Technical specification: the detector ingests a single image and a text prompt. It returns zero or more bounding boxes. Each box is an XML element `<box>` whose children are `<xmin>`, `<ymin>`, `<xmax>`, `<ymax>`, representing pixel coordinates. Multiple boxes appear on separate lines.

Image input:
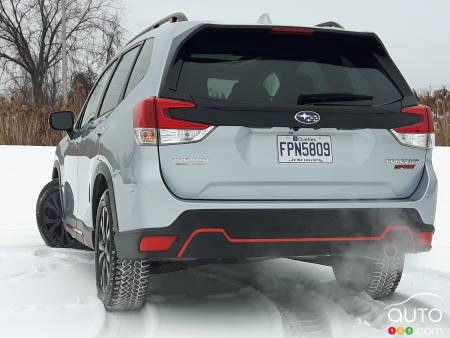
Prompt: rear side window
<box><xmin>79</xmin><ymin>61</ymin><xmax>116</xmax><ymax>128</ymax></box>
<box><xmin>165</xmin><ymin>28</ymin><xmax>403</xmax><ymax>106</ymax></box>
<box><xmin>99</xmin><ymin>46</ymin><xmax>141</xmax><ymax>115</ymax></box>
<box><xmin>124</xmin><ymin>39</ymin><xmax>154</xmax><ymax>97</ymax></box>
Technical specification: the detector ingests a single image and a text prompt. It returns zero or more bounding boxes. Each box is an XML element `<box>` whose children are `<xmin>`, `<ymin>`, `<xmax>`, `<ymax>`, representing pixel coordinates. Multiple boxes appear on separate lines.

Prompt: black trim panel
<box><xmin>168</xmin><ymin>105</ymin><xmax>419</xmax><ymax>129</ymax></box>
<box><xmin>114</xmin><ymin>208</ymin><xmax>434</xmax><ymax>260</ymax></box>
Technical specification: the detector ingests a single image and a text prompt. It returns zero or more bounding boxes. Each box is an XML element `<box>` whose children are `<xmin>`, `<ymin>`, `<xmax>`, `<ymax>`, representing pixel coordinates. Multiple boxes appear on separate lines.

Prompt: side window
<box><xmin>80</xmin><ymin>61</ymin><xmax>116</xmax><ymax>128</ymax></box>
<box><xmin>124</xmin><ymin>39</ymin><xmax>154</xmax><ymax>97</ymax></box>
<box><xmin>99</xmin><ymin>46</ymin><xmax>141</xmax><ymax>116</ymax></box>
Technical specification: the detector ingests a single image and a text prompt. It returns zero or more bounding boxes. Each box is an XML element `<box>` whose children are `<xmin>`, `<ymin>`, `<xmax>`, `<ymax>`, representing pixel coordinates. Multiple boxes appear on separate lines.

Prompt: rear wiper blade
<box><xmin>297</xmin><ymin>93</ymin><xmax>374</xmax><ymax>105</ymax></box>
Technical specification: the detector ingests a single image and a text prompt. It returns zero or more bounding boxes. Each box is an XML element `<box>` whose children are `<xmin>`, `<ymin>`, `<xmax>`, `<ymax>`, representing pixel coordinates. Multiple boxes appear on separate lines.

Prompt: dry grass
<box><xmin>416</xmin><ymin>89</ymin><xmax>450</xmax><ymax>146</ymax></box>
<box><xmin>0</xmin><ymin>88</ymin><xmax>449</xmax><ymax>146</ymax></box>
<box><xmin>0</xmin><ymin>88</ymin><xmax>86</xmax><ymax>146</ymax></box>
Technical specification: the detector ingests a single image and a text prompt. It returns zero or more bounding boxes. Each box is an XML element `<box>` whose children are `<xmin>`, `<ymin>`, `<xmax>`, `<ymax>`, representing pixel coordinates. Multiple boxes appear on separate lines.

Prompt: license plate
<box><xmin>277</xmin><ymin>135</ymin><xmax>333</xmax><ymax>163</ymax></box>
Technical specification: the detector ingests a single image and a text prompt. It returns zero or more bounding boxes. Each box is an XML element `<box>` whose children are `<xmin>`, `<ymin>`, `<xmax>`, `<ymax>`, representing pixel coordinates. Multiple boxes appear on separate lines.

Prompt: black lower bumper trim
<box><xmin>115</xmin><ymin>208</ymin><xmax>434</xmax><ymax>260</ymax></box>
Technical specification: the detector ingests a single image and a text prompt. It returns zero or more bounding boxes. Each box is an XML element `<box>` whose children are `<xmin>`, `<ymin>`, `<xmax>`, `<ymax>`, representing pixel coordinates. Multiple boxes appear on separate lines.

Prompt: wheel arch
<box><xmin>52</xmin><ymin>161</ymin><xmax>60</xmax><ymax>180</ymax></box>
<box><xmin>52</xmin><ymin>161</ymin><xmax>63</xmax><ymax>215</ymax></box>
<box><xmin>92</xmin><ymin>162</ymin><xmax>119</xmax><ymax>234</ymax></box>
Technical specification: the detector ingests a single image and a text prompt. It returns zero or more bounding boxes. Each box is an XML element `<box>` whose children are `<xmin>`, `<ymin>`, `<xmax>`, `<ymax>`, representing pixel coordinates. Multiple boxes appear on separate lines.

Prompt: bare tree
<box><xmin>69</xmin><ymin>67</ymin><xmax>95</xmax><ymax>98</ymax></box>
<box><xmin>0</xmin><ymin>0</ymin><xmax>123</xmax><ymax>103</ymax></box>
<box><xmin>0</xmin><ymin>62</ymin><xmax>30</xmax><ymax>98</ymax></box>
<box><xmin>100</xmin><ymin>13</ymin><xmax>123</xmax><ymax>64</ymax></box>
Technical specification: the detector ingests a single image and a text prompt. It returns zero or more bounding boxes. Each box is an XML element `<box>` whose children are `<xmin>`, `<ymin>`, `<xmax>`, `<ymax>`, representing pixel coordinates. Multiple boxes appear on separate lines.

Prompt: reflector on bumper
<box><xmin>139</xmin><ymin>236</ymin><xmax>176</xmax><ymax>252</ymax></box>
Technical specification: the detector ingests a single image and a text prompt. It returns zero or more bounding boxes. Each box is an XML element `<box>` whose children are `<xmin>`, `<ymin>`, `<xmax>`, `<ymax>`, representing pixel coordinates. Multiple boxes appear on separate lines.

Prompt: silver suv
<box><xmin>36</xmin><ymin>13</ymin><xmax>437</xmax><ymax>311</ymax></box>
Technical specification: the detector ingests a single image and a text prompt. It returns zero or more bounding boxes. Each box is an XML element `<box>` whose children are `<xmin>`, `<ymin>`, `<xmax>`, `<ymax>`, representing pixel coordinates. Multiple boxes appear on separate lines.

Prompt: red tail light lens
<box><xmin>394</xmin><ymin>106</ymin><xmax>434</xmax><ymax>134</ymax></box>
<box><xmin>270</xmin><ymin>27</ymin><xmax>315</xmax><ymax>35</ymax></box>
<box><xmin>391</xmin><ymin>105</ymin><xmax>435</xmax><ymax>149</ymax></box>
<box><xmin>156</xmin><ymin>98</ymin><xmax>209</xmax><ymax>130</ymax></box>
<box><xmin>133</xmin><ymin>98</ymin><xmax>213</xmax><ymax>145</ymax></box>
<box><xmin>133</xmin><ymin>99</ymin><xmax>156</xmax><ymax>128</ymax></box>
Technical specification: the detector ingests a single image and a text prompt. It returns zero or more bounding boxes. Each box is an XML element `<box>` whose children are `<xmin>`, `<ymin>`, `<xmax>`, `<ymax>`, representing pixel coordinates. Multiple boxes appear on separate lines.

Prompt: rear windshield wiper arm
<box><xmin>297</xmin><ymin>93</ymin><xmax>374</xmax><ymax>105</ymax></box>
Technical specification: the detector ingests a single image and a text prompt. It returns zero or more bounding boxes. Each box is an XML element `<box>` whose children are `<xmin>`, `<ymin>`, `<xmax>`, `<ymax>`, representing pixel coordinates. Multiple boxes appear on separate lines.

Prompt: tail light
<box><xmin>391</xmin><ymin>105</ymin><xmax>435</xmax><ymax>149</ymax></box>
<box><xmin>133</xmin><ymin>98</ymin><xmax>214</xmax><ymax>145</ymax></box>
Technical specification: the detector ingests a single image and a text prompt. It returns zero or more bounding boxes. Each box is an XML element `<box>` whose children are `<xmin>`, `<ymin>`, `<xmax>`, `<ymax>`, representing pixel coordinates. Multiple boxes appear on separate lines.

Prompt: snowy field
<box><xmin>0</xmin><ymin>145</ymin><xmax>449</xmax><ymax>338</ymax></box>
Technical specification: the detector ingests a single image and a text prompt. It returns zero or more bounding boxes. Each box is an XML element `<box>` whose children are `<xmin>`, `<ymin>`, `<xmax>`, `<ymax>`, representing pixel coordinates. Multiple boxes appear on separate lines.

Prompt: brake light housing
<box><xmin>133</xmin><ymin>98</ymin><xmax>214</xmax><ymax>145</ymax></box>
<box><xmin>270</xmin><ymin>27</ymin><xmax>315</xmax><ymax>35</ymax></box>
<box><xmin>391</xmin><ymin>105</ymin><xmax>435</xmax><ymax>149</ymax></box>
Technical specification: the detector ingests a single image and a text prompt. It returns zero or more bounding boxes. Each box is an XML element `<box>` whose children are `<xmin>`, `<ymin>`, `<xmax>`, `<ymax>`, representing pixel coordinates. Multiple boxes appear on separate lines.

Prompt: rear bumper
<box><xmin>115</xmin><ymin>208</ymin><xmax>434</xmax><ymax>260</ymax></box>
<box><xmin>112</xmin><ymin>145</ymin><xmax>437</xmax><ymax>260</ymax></box>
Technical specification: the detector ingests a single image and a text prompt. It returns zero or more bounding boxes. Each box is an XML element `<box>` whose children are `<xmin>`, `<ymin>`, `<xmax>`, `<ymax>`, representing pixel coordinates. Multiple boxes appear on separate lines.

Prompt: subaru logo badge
<box><xmin>294</xmin><ymin>111</ymin><xmax>320</xmax><ymax>124</ymax></box>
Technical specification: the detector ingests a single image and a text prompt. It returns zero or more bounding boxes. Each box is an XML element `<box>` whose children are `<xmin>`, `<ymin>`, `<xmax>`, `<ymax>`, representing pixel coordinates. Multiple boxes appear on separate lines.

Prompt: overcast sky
<box><xmin>122</xmin><ymin>0</ymin><xmax>450</xmax><ymax>90</ymax></box>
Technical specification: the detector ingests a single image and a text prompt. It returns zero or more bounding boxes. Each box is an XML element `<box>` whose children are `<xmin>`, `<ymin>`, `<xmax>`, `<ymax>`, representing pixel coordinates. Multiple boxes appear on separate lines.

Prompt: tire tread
<box><xmin>96</xmin><ymin>190</ymin><xmax>152</xmax><ymax>311</ymax></box>
<box><xmin>333</xmin><ymin>254</ymin><xmax>404</xmax><ymax>300</ymax></box>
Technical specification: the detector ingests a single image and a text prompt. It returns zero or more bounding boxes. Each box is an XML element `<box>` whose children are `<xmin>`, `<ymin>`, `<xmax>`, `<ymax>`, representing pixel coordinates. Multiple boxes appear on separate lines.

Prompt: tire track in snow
<box><xmin>195</xmin><ymin>260</ymin><xmax>392</xmax><ymax>338</ymax></box>
<box><xmin>193</xmin><ymin>263</ymin><xmax>335</xmax><ymax>338</ymax></box>
<box><xmin>187</xmin><ymin>268</ymin><xmax>286</xmax><ymax>337</ymax></box>
<box><xmin>93</xmin><ymin>305</ymin><xmax>160</xmax><ymax>338</ymax></box>
<box><xmin>0</xmin><ymin>247</ymin><xmax>93</xmax><ymax>281</ymax></box>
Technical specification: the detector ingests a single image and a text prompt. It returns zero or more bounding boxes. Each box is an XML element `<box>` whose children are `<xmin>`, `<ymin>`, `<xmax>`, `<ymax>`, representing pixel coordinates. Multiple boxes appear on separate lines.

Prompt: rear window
<box><xmin>165</xmin><ymin>27</ymin><xmax>403</xmax><ymax>106</ymax></box>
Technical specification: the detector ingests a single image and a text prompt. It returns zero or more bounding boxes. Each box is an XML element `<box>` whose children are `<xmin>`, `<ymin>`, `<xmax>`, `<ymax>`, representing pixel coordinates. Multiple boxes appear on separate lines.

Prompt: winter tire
<box><xmin>332</xmin><ymin>253</ymin><xmax>404</xmax><ymax>300</ymax></box>
<box><xmin>36</xmin><ymin>179</ymin><xmax>88</xmax><ymax>249</ymax></box>
<box><xmin>95</xmin><ymin>189</ymin><xmax>152</xmax><ymax>311</ymax></box>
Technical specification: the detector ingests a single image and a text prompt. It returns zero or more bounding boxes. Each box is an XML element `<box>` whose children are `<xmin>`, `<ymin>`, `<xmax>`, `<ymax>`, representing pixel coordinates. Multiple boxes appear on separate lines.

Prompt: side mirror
<box><xmin>49</xmin><ymin>111</ymin><xmax>74</xmax><ymax>131</ymax></box>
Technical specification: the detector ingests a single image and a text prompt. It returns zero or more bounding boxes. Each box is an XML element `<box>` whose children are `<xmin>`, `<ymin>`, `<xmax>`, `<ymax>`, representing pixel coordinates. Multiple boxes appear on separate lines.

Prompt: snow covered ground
<box><xmin>0</xmin><ymin>145</ymin><xmax>449</xmax><ymax>338</ymax></box>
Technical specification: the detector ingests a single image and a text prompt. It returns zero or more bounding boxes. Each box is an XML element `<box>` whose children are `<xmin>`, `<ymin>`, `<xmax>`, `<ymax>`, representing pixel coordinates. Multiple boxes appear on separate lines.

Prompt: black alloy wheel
<box><xmin>36</xmin><ymin>179</ymin><xmax>88</xmax><ymax>249</ymax></box>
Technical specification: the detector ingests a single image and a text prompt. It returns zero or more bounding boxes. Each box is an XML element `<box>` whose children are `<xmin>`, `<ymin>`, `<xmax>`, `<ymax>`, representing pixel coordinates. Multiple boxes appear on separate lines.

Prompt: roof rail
<box><xmin>315</xmin><ymin>21</ymin><xmax>345</xmax><ymax>29</ymax></box>
<box><xmin>126</xmin><ymin>12</ymin><xmax>188</xmax><ymax>46</ymax></box>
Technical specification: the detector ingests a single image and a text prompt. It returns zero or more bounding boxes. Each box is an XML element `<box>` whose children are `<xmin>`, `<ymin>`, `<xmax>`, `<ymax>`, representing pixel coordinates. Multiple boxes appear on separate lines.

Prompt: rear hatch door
<box><xmin>157</xmin><ymin>26</ymin><xmax>425</xmax><ymax>200</ymax></box>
